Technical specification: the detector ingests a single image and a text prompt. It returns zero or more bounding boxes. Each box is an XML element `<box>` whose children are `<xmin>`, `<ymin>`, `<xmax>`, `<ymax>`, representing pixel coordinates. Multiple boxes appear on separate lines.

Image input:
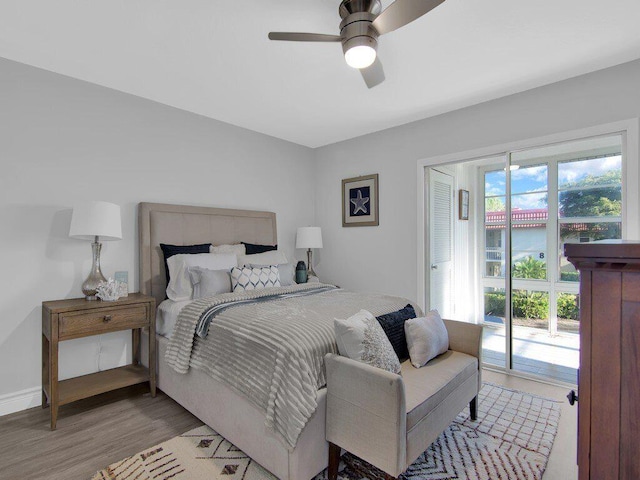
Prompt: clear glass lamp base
<box><xmin>82</xmin><ymin>241</ymin><xmax>107</xmax><ymax>300</ymax></box>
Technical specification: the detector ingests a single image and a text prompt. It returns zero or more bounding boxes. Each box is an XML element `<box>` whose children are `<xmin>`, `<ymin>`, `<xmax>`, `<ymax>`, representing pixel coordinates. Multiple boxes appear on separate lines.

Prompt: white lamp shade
<box><xmin>69</xmin><ymin>201</ymin><xmax>122</xmax><ymax>241</ymax></box>
<box><xmin>296</xmin><ymin>227</ymin><xmax>323</xmax><ymax>249</ymax></box>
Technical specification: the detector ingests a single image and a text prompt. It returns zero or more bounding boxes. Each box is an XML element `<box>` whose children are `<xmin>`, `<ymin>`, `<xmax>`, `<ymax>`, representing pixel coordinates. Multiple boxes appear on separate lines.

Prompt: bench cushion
<box><xmin>402</xmin><ymin>350</ymin><xmax>478</xmax><ymax>431</ymax></box>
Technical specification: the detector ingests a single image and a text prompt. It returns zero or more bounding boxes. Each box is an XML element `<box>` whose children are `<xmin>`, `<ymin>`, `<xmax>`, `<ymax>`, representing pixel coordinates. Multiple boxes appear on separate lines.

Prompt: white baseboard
<box><xmin>0</xmin><ymin>387</ymin><xmax>41</xmax><ymax>417</ymax></box>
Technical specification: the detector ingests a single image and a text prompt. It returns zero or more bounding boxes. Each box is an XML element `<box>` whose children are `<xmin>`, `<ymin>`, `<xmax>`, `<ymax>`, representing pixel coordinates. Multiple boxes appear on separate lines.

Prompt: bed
<box><xmin>137</xmin><ymin>202</ymin><xmax>415</xmax><ymax>480</ymax></box>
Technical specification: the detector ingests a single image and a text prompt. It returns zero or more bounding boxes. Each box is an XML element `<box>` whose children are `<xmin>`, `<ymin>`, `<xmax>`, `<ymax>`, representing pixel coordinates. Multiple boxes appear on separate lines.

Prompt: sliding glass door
<box><xmin>481</xmin><ymin>134</ymin><xmax>623</xmax><ymax>384</ymax></box>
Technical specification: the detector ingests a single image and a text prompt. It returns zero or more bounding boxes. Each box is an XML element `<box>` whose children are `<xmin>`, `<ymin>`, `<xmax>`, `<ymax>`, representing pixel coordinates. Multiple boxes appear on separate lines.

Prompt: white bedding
<box><xmin>156</xmin><ymin>298</ymin><xmax>192</xmax><ymax>337</ymax></box>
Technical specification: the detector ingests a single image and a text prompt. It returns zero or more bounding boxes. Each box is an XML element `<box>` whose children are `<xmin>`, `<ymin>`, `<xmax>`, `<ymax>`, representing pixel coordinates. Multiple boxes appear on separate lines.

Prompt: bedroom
<box><xmin>1</xmin><ymin>0</ymin><xmax>640</xmax><ymax>479</ymax></box>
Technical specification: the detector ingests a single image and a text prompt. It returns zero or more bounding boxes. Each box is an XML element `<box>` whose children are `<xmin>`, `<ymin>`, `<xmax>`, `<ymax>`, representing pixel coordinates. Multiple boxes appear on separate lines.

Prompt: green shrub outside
<box><xmin>557</xmin><ymin>293</ymin><xmax>579</xmax><ymax>320</ymax></box>
<box><xmin>484</xmin><ymin>255</ymin><xmax>579</xmax><ymax>322</ymax></box>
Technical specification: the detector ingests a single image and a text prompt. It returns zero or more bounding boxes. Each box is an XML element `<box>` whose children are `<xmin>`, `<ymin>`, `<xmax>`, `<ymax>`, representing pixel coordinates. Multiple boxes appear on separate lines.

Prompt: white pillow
<box><xmin>230</xmin><ymin>266</ymin><xmax>281</xmax><ymax>292</ymax></box>
<box><xmin>249</xmin><ymin>263</ymin><xmax>295</xmax><ymax>286</ymax></box>
<box><xmin>166</xmin><ymin>253</ymin><xmax>237</xmax><ymax>301</ymax></box>
<box><xmin>334</xmin><ymin>310</ymin><xmax>401</xmax><ymax>374</ymax></box>
<box><xmin>405</xmin><ymin>310</ymin><xmax>449</xmax><ymax>368</ymax></box>
<box><xmin>188</xmin><ymin>267</ymin><xmax>232</xmax><ymax>298</ymax></box>
<box><xmin>237</xmin><ymin>250</ymin><xmax>287</xmax><ymax>268</ymax></box>
<box><xmin>210</xmin><ymin>243</ymin><xmax>246</xmax><ymax>256</ymax></box>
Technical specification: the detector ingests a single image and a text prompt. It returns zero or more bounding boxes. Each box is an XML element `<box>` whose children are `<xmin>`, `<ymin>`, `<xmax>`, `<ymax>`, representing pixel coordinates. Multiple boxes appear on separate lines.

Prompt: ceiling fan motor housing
<box><xmin>339</xmin><ymin>11</ymin><xmax>379</xmax><ymax>56</ymax></box>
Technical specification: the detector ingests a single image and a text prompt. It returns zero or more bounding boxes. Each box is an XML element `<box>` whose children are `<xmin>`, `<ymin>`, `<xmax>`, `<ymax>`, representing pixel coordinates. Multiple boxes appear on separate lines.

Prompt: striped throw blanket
<box><xmin>165</xmin><ymin>283</ymin><xmax>419</xmax><ymax>449</ymax></box>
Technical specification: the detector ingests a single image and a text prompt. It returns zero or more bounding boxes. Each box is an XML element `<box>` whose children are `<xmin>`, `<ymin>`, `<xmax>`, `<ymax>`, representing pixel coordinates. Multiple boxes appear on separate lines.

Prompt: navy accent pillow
<box><xmin>242</xmin><ymin>242</ymin><xmax>278</xmax><ymax>255</ymax></box>
<box><xmin>160</xmin><ymin>243</ymin><xmax>212</xmax><ymax>285</ymax></box>
<box><xmin>376</xmin><ymin>304</ymin><xmax>417</xmax><ymax>362</ymax></box>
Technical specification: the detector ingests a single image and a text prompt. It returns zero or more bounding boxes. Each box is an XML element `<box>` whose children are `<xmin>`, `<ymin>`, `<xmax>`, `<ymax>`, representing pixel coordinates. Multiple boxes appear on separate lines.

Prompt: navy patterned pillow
<box><xmin>242</xmin><ymin>242</ymin><xmax>278</xmax><ymax>255</ymax></box>
<box><xmin>376</xmin><ymin>304</ymin><xmax>417</xmax><ymax>362</ymax></box>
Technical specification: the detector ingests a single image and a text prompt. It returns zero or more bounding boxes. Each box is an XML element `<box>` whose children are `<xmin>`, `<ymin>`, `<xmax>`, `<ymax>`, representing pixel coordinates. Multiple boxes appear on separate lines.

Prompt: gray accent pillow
<box><xmin>334</xmin><ymin>310</ymin><xmax>401</xmax><ymax>374</ymax></box>
<box><xmin>249</xmin><ymin>262</ymin><xmax>295</xmax><ymax>286</ymax></box>
<box><xmin>405</xmin><ymin>309</ymin><xmax>449</xmax><ymax>368</ymax></box>
<box><xmin>188</xmin><ymin>266</ymin><xmax>232</xmax><ymax>298</ymax></box>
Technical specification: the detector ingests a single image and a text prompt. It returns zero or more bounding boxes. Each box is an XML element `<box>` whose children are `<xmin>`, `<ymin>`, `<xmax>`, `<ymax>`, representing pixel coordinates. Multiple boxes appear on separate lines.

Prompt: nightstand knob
<box><xmin>103</xmin><ymin>315</ymin><xmax>112</xmax><ymax>323</ymax></box>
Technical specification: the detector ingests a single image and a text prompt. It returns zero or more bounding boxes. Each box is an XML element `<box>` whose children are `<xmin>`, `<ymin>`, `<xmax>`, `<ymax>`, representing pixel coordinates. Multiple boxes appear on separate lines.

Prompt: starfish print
<box><xmin>351</xmin><ymin>189</ymin><xmax>370</xmax><ymax>214</ymax></box>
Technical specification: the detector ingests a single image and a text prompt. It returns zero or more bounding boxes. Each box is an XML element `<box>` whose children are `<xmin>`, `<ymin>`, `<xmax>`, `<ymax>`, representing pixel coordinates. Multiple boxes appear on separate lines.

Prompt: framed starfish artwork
<box><xmin>342</xmin><ymin>173</ymin><xmax>379</xmax><ymax>227</ymax></box>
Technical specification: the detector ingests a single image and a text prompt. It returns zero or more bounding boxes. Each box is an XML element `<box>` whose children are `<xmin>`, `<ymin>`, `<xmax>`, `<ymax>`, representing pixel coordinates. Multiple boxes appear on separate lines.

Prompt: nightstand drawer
<box><xmin>59</xmin><ymin>305</ymin><xmax>148</xmax><ymax>339</ymax></box>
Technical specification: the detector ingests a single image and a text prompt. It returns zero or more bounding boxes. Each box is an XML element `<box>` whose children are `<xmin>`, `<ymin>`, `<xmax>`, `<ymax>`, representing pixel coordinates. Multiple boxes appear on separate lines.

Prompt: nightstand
<box><xmin>42</xmin><ymin>293</ymin><xmax>156</xmax><ymax>430</ymax></box>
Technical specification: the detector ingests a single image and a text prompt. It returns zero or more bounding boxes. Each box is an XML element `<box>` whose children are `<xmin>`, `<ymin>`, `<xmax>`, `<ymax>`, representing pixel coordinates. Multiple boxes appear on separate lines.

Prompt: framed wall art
<box><xmin>342</xmin><ymin>173</ymin><xmax>379</xmax><ymax>227</ymax></box>
<box><xmin>459</xmin><ymin>189</ymin><xmax>469</xmax><ymax>220</ymax></box>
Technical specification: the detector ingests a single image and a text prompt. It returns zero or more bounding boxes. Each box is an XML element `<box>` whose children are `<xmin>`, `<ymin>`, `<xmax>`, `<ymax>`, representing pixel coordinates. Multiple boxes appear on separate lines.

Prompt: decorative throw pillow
<box><xmin>242</xmin><ymin>242</ymin><xmax>278</xmax><ymax>255</ymax></box>
<box><xmin>237</xmin><ymin>250</ymin><xmax>288</xmax><ymax>268</ymax></box>
<box><xmin>405</xmin><ymin>310</ymin><xmax>449</xmax><ymax>368</ymax></box>
<box><xmin>160</xmin><ymin>243</ymin><xmax>212</xmax><ymax>285</ymax></box>
<box><xmin>334</xmin><ymin>310</ymin><xmax>402</xmax><ymax>374</ymax></box>
<box><xmin>230</xmin><ymin>266</ymin><xmax>281</xmax><ymax>292</ymax></box>
<box><xmin>250</xmin><ymin>263</ymin><xmax>295</xmax><ymax>286</ymax></box>
<box><xmin>166</xmin><ymin>253</ymin><xmax>237</xmax><ymax>301</ymax></box>
<box><xmin>210</xmin><ymin>243</ymin><xmax>246</xmax><ymax>256</ymax></box>
<box><xmin>376</xmin><ymin>304</ymin><xmax>416</xmax><ymax>362</ymax></box>
<box><xmin>188</xmin><ymin>267</ymin><xmax>232</xmax><ymax>298</ymax></box>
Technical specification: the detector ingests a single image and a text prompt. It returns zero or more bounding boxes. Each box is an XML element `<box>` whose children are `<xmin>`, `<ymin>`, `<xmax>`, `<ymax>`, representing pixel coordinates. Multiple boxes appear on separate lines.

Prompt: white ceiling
<box><xmin>1</xmin><ymin>0</ymin><xmax>640</xmax><ymax>148</ymax></box>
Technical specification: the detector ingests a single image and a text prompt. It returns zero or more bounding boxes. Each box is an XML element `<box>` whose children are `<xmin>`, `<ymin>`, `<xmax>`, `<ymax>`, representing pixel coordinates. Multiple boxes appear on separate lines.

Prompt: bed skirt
<box><xmin>142</xmin><ymin>332</ymin><xmax>328</xmax><ymax>480</ymax></box>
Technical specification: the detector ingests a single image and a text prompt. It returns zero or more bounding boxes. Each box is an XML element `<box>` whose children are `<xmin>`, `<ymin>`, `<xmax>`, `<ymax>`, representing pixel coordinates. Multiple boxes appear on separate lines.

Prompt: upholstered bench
<box><xmin>325</xmin><ymin>319</ymin><xmax>483</xmax><ymax>480</ymax></box>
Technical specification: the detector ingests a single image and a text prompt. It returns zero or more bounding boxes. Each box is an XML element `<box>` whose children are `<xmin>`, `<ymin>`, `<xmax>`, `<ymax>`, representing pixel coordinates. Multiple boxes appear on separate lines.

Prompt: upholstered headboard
<box><xmin>138</xmin><ymin>202</ymin><xmax>277</xmax><ymax>305</ymax></box>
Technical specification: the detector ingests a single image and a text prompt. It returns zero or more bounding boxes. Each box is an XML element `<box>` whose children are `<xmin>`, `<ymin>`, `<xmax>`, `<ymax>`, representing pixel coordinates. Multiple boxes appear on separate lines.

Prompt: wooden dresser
<box><xmin>565</xmin><ymin>241</ymin><xmax>640</xmax><ymax>480</ymax></box>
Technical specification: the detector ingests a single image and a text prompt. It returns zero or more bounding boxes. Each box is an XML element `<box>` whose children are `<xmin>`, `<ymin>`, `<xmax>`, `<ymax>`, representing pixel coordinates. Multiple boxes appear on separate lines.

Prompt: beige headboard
<box><xmin>138</xmin><ymin>202</ymin><xmax>277</xmax><ymax>305</ymax></box>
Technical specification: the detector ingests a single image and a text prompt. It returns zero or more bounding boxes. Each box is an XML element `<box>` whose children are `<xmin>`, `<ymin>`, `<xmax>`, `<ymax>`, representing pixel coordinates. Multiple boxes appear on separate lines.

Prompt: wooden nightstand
<box><xmin>42</xmin><ymin>293</ymin><xmax>156</xmax><ymax>430</ymax></box>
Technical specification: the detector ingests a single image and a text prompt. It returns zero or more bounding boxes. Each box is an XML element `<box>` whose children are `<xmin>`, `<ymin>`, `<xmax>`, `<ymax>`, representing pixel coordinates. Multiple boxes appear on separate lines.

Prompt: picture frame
<box><xmin>459</xmin><ymin>189</ymin><xmax>469</xmax><ymax>220</ymax></box>
<box><xmin>342</xmin><ymin>173</ymin><xmax>379</xmax><ymax>227</ymax></box>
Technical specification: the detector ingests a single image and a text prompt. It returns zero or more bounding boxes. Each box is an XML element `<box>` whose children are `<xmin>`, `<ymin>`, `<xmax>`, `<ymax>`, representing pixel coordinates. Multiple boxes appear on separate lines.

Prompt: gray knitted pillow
<box><xmin>334</xmin><ymin>309</ymin><xmax>402</xmax><ymax>374</ymax></box>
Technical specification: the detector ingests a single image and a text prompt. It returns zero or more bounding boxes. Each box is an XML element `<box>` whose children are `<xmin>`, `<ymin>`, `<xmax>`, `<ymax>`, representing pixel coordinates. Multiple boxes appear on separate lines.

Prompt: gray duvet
<box><xmin>165</xmin><ymin>283</ymin><xmax>417</xmax><ymax>449</ymax></box>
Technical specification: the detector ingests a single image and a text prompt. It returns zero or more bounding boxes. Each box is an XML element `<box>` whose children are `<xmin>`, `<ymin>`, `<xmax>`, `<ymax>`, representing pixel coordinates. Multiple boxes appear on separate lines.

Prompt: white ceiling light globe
<box><xmin>344</xmin><ymin>45</ymin><xmax>376</xmax><ymax>69</ymax></box>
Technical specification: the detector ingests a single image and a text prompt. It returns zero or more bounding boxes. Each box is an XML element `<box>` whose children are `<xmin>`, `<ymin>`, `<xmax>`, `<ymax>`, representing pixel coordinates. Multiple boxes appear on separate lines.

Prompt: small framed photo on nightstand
<box><xmin>114</xmin><ymin>271</ymin><xmax>129</xmax><ymax>297</ymax></box>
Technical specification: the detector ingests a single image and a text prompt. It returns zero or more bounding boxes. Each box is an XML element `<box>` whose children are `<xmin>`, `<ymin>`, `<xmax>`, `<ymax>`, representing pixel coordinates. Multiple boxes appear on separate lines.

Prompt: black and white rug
<box><xmin>92</xmin><ymin>383</ymin><xmax>561</xmax><ymax>480</ymax></box>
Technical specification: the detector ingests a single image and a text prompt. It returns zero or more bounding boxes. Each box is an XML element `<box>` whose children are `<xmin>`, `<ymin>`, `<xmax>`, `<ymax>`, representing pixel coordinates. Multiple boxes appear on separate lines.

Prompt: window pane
<box><xmin>559</xmin><ymin>186</ymin><xmax>622</xmax><ymax>218</ymax></box>
<box><xmin>512</xmin><ymin>223</ymin><xmax>547</xmax><ymax>280</ymax></box>
<box><xmin>559</xmin><ymin>222</ymin><xmax>622</xmax><ymax>281</ymax></box>
<box><xmin>483</xmin><ymin>287</ymin><xmax>505</xmax><ymax>368</ymax></box>
<box><xmin>511</xmin><ymin>164</ymin><xmax>547</xmax><ymax>195</ymax></box>
<box><xmin>558</xmin><ymin>155</ymin><xmax>621</xmax><ymax>189</ymax></box>
<box><xmin>485</xmin><ymin>170</ymin><xmax>506</xmax><ymax>196</ymax></box>
<box><xmin>557</xmin><ymin>293</ymin><xmax>580</xmax><ymax>334</ymax></box>
<box><xmin>485</xmin><ymin>228</ymin><xmax>504</xmax><ymax>278</ymax></box>
<box><xmin>484</xmin><ymin>287</ymin><xmax>505</xmax><ymax>320</ymax></box>
<box><xmin>512</xmin><ymin>289</ymin><xmax>549</xmax><ymax>330</ymax></box>
<box><xmin>558</xmin><ymin>155</ymin><xmax>622</xmax><ymax>218</ymax></box>
<box><xmin>511</xmin><ymin>193</ymin><xmax>548</xmax><ymax>211</ymax></box>
<box><xmin>485</xmin><ymin>197</ymin><xmax>506</xmax><ymax>222</ymax></box>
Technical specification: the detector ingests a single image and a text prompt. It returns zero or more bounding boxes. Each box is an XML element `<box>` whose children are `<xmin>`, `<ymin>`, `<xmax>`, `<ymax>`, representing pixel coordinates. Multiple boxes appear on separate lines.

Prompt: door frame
<box><xmin>416</xmin><ymin>119</ymin><xmax>639</xmax><ymax>314</ymax></box>
<box><xmin>426</xmin><ymin>167</ymin><xmax>455</xmax><ymax>316</ymax></box>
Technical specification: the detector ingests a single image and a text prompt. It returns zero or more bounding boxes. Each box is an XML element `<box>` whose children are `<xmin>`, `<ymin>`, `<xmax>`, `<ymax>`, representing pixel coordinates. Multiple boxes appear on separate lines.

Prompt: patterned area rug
<box><xmin>91</xmin><ymin>383</ymin><xmax>560</xmax><ymax>480</ymax></box>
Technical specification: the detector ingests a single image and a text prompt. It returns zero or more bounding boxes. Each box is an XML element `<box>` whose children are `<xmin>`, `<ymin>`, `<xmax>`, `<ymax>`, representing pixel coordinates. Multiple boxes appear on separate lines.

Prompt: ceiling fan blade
<box><xmin>373</xmin><ymin>0</ymin><xmax>446</xmax><ymax>35</ymax></box>
<box><xmin>268</xmin><ymin>32</ymin><xmax>342</xmax><ymax>42</ymax></box>
<box><xmin>361</xmin><ymin>57</ymin><xmax>385</xmax><ymax>89</ymax></box>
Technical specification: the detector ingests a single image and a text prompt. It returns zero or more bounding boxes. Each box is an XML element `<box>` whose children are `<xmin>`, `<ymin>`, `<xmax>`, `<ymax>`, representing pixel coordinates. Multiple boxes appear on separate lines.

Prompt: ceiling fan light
<box><xmin>344</xmin><ymin>45</ymin><xmax>376</xmax><ymax>69</ymax></box>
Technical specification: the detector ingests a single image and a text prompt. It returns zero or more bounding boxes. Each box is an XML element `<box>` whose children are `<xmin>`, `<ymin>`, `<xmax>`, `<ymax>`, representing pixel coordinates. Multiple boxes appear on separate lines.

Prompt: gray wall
<box><xmin>0</xmin><ymin>58</ymin><xmax>315</xmax><ymax>410</ymax></box>
<box><xmin>312</xmin><ymin>59</ymin><xmax>640</xmax><ymax>301</ymax></box>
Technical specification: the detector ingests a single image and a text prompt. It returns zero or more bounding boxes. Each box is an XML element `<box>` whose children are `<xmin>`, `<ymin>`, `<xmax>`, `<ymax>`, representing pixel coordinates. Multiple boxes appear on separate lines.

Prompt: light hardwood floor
<box><xmin>0</xmin><ymin>385</ymin><xmax>202</xmax><ymax>480</ymax></box>
<box><xmin>0</xmin><ymin>371</ymin><xmax>578</xmax><ymax>480</ymax></box>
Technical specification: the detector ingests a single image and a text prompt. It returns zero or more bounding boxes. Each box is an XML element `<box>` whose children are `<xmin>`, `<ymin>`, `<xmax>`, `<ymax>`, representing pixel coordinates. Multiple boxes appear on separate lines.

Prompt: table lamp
<box><xmin>296</xmin><ymin>227</ymin><xmax>323</xmax><ymax>277</ymax></box>
<box><xmin>69</xmin><ymin>201</ymin><xmax>122</xmax><ymax>300</ymax></box>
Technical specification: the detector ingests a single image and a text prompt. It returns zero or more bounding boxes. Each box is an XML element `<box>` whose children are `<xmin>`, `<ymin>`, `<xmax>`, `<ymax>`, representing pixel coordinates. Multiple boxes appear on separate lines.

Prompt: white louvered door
<box><xmin>428</xmin><ymin>169</ymin><xmax>454</xmax><ymax>318</ymax></box>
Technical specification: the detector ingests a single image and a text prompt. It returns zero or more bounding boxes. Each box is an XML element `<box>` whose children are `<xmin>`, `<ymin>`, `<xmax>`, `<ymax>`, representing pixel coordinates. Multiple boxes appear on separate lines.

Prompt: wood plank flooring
<box><xmin>0</xmin><ymin>385</ymin><xmax>202</xmax><ymax>480</ymax></box>
<box><xmin>0</xmin><ymin>372</ymin><xmax>577</xmax><ymax>480</ymax></box>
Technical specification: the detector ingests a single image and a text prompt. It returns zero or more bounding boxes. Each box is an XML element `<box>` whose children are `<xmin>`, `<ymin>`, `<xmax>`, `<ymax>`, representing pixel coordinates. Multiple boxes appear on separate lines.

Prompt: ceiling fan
<box><xmin>268</xmin><ymin>0</ymin><xmax>446</xmax><ymax>88</ymax></box>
